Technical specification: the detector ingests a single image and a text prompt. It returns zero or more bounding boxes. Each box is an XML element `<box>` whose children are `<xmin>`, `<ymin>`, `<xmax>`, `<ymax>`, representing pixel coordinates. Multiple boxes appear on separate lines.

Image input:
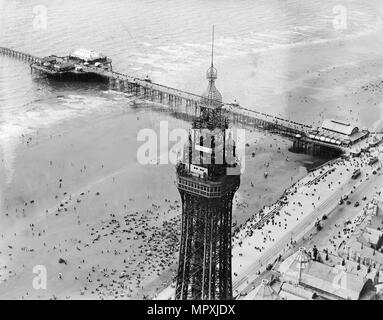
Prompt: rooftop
<box><xmin>321</xmin><ymin>119</ymin><xmax>359</xmax><ymax>136</ymax></box>
<box><xmin>278</xmin><ymin>248</ymin><xmax>373</xmax><ymax>300</ymax></box>
<box><xmin>244</xmin><ymin>279</ymin><xmax>280</xmax><ymax>300</ymax></box>
<box><xmin>70</xmin><ymin>48</ymin><xmax>107</xmax><ymax>62</ymax></box>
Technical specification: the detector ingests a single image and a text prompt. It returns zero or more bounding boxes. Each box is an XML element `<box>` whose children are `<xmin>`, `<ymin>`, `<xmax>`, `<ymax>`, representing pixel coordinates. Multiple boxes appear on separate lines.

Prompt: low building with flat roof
<box><xmin>278</xmin><ymin>282</ymin><xmax>316</xmax><ymax>300</ymax></box>
<box><xmin>70</xmin><ymin>48</ymin><xmax>108</xmax><ymax>62</ymax></box>
<box><xmin>308</xmin><ymin>119</ymin><xmax>369</xmax><ymax>147</ymax></box>
<box><xmin>321</xmin><ymin>119</ymin><xmax>359</xmax><ymax>136</ymax></box>
<box><xmin>277</xmin><ymin>248</ymin><xmax>376</xmax><ymax>300</ymax></box>
<box><xmin>338</xmin><ymin>200</ymin><xmax>383</xmax><ymax>272</ymax></box>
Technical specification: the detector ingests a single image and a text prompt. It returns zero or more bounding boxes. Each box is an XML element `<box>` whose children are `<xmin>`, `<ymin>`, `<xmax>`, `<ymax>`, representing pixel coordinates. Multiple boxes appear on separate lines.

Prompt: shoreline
<box><xmin>0</xmin><ymin>98</ymin><xmax>324</xmax><ymax>299</ymax></box>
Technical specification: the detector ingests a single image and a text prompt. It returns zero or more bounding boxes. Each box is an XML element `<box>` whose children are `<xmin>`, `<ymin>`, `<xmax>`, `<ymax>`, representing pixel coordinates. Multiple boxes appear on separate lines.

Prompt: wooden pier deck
<box><xmin>1</xmin><ymin>46</ymin><xmax>355</xmax><ymax>153</ymax></box>
<box><xmin>0</xmin><ymin>47</ymin><xmax>41</xmax><ymax>64</ymax></box>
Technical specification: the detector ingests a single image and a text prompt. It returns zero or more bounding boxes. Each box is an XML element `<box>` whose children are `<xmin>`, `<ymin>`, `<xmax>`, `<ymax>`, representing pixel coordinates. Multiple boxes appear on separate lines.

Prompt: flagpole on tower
<box><xmin>211</xmin><ymin>25</ymin><xmax>215</xmax><ymax>67</ymax></box>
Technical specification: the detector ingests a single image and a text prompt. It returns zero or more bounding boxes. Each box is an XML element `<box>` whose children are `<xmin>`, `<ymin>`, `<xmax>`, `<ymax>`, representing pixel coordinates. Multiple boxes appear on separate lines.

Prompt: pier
<box><xmin>0</xmin><ymin>46</ymin><xmax>374</xmax><ymax>155</ymax></box>
<box><xmin>0</xmin><ymin>47</ymin><xmax>41</xmax><ymax>64</ymax></box>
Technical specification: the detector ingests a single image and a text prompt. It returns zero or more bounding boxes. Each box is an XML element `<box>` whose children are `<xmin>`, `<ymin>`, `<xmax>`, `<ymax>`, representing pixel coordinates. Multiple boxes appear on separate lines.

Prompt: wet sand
<box><xmin>1</xmin><ymin>0</ymin><xmax>383</xmax><ymax>301</ymax></box>
<box><xmin>4</xmin><ymin>29</ymin><xmax>383</xmax><ymax>299</ymax></box>
<box><xmin>0</xmin><ymin>100</ymin><xmax>317</xmax><ymax>299</ymax></box>
<box><xmin>184</xmin><ymin>28</ymin><xmax>383</xmax><ymax>131</ymax></box>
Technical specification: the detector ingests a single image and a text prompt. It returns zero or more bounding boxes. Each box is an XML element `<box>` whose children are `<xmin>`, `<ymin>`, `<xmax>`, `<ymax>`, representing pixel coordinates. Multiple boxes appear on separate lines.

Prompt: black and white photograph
<box><xmin>0</xmin><ymin>0</ymin><xmax>383</xmax><ymax>308</ymax></box>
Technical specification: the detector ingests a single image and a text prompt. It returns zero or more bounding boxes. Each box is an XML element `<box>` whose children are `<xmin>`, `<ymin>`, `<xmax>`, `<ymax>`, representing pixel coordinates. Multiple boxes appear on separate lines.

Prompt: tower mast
<box><xmin>211</xmin><ymin>25</ymin><xmax>215</xmax><ymax>68</ymax></box>
<box><xmin>175</xmin><ymin>27</ymin><xmax>241</xmax><ymax>300</ymax></box>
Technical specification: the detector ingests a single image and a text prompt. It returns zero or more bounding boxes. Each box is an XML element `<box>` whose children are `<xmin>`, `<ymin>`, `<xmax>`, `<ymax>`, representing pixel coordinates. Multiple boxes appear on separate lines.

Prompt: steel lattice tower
<box><xmin>175</xmin><ymin>27</ymin><xmax>241</xmax><ymax>300</ymax></box>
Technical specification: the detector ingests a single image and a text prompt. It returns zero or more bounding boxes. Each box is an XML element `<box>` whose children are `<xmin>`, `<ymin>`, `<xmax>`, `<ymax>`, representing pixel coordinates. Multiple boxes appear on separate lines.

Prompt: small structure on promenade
<box><xmin>244</xmin><ymin>279</ymin><xmax>280</xmax><ymax>300</ymax></box>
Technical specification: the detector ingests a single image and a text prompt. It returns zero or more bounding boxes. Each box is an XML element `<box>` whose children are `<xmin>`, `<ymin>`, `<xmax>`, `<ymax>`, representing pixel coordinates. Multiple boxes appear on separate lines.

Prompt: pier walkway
<box><xmin>0</xmin><ymin>46</ymin><xmax>366</xmax><ymax>153</ymax></box>
<box><xmin>0</xmin><ymin>47</ymin><xmax>41</xmax><ymax>64</ymax></box>
<box><xmin>85</xmin><ymin>65</ymin><xmax>314</xmax><ymax>139</ymax></box>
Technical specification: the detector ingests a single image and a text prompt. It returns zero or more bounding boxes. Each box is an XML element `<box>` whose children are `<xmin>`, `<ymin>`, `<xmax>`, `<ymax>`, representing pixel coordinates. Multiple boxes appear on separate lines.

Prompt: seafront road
<box><xmin>232</xmin><ymin>174</ymin><xmax>357</xmax><ymax>295</ymax></box>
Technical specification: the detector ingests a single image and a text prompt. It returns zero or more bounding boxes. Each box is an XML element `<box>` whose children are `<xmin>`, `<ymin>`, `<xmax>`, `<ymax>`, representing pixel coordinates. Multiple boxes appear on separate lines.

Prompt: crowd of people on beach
<box><xmin>1</xmin><ymin>121</ymin><xmax>381</xmax><ymax>300</ymax></box>
<box><xmin>0</xmin><ymin>150</ymin><xmax>185</xmax><ymax>300</ymax></box>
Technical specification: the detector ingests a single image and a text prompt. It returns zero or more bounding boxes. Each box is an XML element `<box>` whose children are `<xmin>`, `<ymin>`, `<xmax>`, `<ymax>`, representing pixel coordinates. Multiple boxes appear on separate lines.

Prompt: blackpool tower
<box><xmin>175</xmin><ymin>27</ymin><xmax>241</xmax><ymax>300</ymax></box>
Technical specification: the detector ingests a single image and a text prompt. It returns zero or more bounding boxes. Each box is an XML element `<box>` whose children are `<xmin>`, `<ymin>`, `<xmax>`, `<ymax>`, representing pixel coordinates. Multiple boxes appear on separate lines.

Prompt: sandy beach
<box><xmin>2</xmin><ymin>0</ymin><xmax>383</xmax><ymax>300</ymax></box>
<box><xmin>0</xmin><ymin>98</ymin><xmax>318</xmax><ymax>299</ymax></box>
<box><xmin>3</xmin><ymin>30</ymin><xmax>383</xmax><ymax>298</ymax></box>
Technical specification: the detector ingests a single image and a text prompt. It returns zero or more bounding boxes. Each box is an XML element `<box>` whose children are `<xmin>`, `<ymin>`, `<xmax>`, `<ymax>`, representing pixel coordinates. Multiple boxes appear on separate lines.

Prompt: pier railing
<box><xmin>1</xmin><ymin>46</ymin><xmax>313</xmax><ymax>137</ymax></box>
<box><xmin>0</xmin><ymin>46</ymin><xmax>41</xmax><ymax>64</ymax></box>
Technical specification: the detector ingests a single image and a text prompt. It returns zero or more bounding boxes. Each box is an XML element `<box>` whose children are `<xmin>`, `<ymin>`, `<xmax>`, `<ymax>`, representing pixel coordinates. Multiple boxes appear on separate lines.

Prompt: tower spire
<box><xmin>201</xmin><ymin>25</ymin><xmax>221</xmax><ymax>108</ymax></box>
<box><xmin>211</xmin><ymin>25</ymin><xmax>215</xmax><ymax>68</ymax></box>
